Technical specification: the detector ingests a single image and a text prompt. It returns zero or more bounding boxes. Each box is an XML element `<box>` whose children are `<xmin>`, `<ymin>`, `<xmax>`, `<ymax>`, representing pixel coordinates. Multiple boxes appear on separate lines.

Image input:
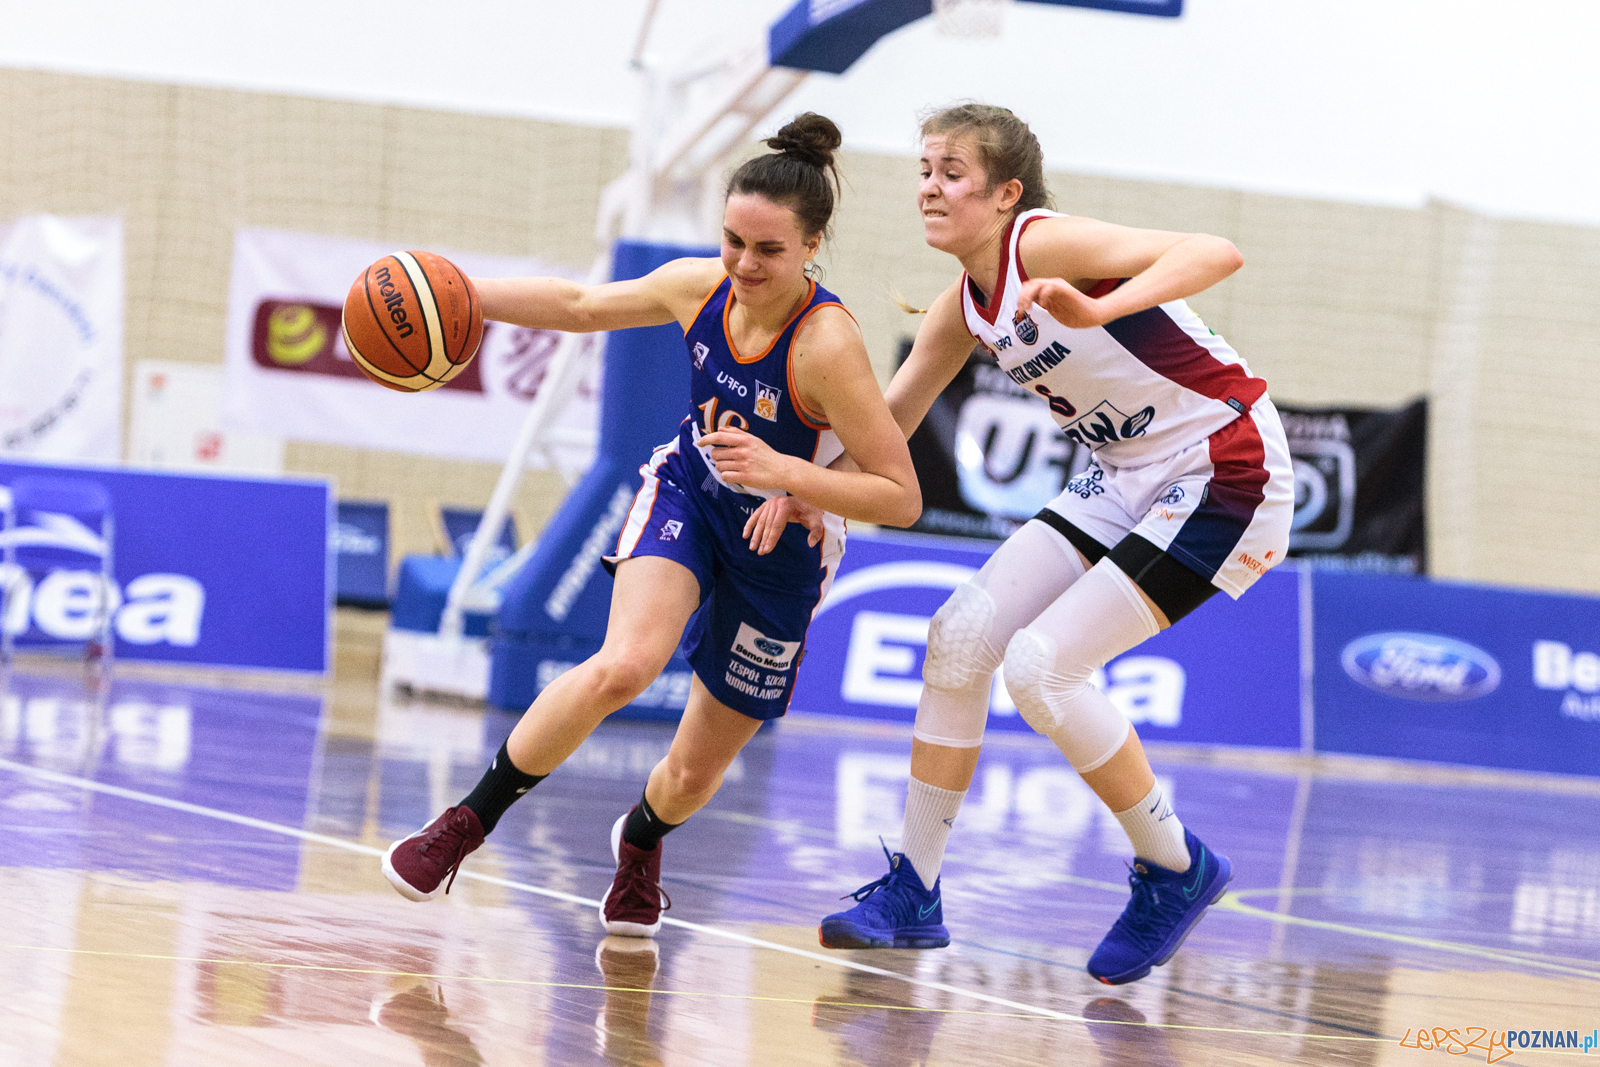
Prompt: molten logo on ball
<box><xmin>372</xmin><ymin>264</ymin><xmax>414</xmax><ymax>338</ymax></box>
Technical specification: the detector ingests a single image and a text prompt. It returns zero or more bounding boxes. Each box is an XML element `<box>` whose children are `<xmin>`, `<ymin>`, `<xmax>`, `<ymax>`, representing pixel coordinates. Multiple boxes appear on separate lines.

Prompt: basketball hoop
<box><xmin>933</xmin><ymin>0</ymin><xmax>1012</xmax><ymax>37</ymax></box>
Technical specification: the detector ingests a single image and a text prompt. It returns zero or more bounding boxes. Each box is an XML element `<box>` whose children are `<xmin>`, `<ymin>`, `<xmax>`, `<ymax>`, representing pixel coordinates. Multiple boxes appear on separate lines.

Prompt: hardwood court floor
<box><xmin>3</xmin><ymin>612</ymin><xmax>1598</xmax><ymax>1066</ymax></box>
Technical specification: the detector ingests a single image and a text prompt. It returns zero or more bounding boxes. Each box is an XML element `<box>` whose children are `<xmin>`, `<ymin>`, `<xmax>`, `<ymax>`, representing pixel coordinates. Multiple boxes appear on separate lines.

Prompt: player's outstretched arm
<box><xmin>1014</xmin><ymin>215</ymin><xmax>1243</xmax><ymax>329</ymax></box>
<box><xmin>703</xmin><ymin>306</ymin><xmax>920</xmax><ymax>529</ymax></box>
<box><xmin>474</xmin><ymin>257</ymin><xmax>724</xmax><ymax>335</ymax></box>
<box><xmin>883</xmin><ymin>282</ymin><xmax>981</xmax><ymax>439</ymax></box>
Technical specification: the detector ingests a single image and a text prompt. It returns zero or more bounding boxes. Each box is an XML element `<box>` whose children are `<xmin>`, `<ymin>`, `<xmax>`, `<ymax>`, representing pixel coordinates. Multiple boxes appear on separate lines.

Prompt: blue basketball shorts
<box><xmin>605</xmin><ymin>441</ymin><xmax>845</xmax><ymax>720</ymax></box>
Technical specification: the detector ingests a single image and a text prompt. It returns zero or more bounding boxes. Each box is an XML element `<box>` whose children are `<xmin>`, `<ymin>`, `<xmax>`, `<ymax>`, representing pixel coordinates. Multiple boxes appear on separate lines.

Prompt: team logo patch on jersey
<box><xmin>731</xmin><ymin>622</ymin><xmax>801</xmax><ymax>671</ymax></box>
<box><xmin>658</xmin><ymin>519</ymin><xmax>683</xmax><ymax>541</ymax></box>
<box><xmin>754</xmin><ymin>380</ymin><xmax>782</xmax><ymax>421</ymax></box>
<box><xmin>1013</xmin><ymin>312</ymin><xmax>1039</xmax><ymax>346</ymax></box>
<box><xmin>692</xmin><ymin>342</ymin><xmax>710</xmax><ymax>371</ymax></box>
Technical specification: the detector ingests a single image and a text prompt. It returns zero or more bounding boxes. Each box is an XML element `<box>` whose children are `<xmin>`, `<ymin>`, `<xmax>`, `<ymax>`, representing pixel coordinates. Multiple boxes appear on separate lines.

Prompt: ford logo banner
<box><xmin>1340</xmin><ymin>631</ymin><xmax>1501</xmax><ymax>702</ymax></box>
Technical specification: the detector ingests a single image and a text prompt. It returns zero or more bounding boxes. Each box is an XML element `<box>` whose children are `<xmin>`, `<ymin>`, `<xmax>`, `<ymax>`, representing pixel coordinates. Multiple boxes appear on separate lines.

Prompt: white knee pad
<box><xmin>922</xmin><ymin>581</ymin><xmax>999</xmax><ymax>691</ymax></box>
<box><xmin>1003</xmin><ymin>626</ymin><xmax>1130</xmax><ymax>771</ymax></box>
<box><xmin>1002</xmin><ymin>627</ymin><xmax>1061</xmax><ymax>737</ymax></box>
<box><xmin>912</xmin><ymin>582</ymin><xmax>1002</xmax><ymax>749</ymax></box>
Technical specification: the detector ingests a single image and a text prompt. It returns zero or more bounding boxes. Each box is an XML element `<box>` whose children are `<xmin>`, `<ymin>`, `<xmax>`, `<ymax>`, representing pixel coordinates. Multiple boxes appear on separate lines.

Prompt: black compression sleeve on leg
<box><xmin>460</xmin><ymin>741</ymin><xmax>546</xmax><ymax>835</ymax></box>
<box><xmin>1107</xmin><ymin>534</ymin><xmax>1219</xmax><ymax>624</ymax></box>
<box><xmin>1031</xmin><ymin>508</ymin><xmax>1111</xmax><ymax>565</ymax></box>
<box><xmin>622</xmin><ymin>790</ymin><xmax>682</xmax><ymax>851</ymax></box>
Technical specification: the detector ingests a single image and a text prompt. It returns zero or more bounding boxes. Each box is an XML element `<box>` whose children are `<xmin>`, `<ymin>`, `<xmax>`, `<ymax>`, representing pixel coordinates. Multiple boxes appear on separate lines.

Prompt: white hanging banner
<box><xmin>0</xmin><ymin>215</ymin><xmax>125</xmax><ymax>462</ymax></box>
<box><xmin>222</xmin><ymin>227</ymin><xmax>599</xmax><ymax>469</ymax></box>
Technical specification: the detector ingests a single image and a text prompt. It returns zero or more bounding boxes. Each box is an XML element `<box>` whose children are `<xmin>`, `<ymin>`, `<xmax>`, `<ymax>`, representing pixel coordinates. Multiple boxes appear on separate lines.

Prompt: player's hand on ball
<box><xmin>1015</xmin><ymin>278</ymin><xmax>1112</xmax><ymax>329</ymax></box>
<box><xmin>702</xmin><ymin>428</ymin><xmax>795</xmax><ymax>494</ymax></box>
<box><xmin>742</xmin><ymin>495</ymin><xmax>826</xmax><ymax>555</ymax></box>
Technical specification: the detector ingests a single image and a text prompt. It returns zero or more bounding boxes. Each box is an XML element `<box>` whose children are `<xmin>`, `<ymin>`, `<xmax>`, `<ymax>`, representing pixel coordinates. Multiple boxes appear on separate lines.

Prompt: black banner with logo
<box><xmin>902</xmin><ymin>345</ymin><xmax>1092</xmax><ymax>540</ymax></box>
<box><xmin>1277</xmin><ymin>398</ymin><xmax>1426</xmax><ymax>573</ymax></box>
<box><xmin>901</xmin><ymin>341</ymin><xmax>1427</xmax><ymax>572</ymax></box>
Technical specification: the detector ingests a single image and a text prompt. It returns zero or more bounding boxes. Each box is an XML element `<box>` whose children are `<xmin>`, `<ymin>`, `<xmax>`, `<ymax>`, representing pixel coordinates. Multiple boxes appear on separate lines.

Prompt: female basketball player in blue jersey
<box><xmin>383</xmin><ymin>114</ymin><xmax>920</xmax><ymax>936</ymax></box>
<box><xmin>800</xmin><ymin>104</ymin><xmax>1294</xmax><ymax>985</ymax></box>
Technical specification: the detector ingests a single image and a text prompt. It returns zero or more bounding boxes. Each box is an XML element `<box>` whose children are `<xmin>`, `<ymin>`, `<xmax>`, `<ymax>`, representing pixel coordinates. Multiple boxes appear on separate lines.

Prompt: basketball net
<box><xmin>933</xmin><ymin>0</ymin><xmax>1012</xmax><ymax>37</ymax></box>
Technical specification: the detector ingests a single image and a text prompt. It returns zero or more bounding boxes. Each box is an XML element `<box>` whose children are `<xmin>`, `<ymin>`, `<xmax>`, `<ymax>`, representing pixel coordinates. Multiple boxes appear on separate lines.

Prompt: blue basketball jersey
<box><xmin>603</xmin><ymin>275</ymin><xmax>852</xmax><ymax>720</ymax></box>
<box><xmin>678</xmin><ymin>276</ymin><xmax>847</xmax><ymax>503</ymax></box>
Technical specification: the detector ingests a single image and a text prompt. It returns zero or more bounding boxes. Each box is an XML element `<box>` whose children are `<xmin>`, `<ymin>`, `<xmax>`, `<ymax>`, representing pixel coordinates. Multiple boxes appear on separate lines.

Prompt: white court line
<box><xmin>0</xmin><ymin>757</ymin><xmax>1076</xmax><ymax>1022</ymax></box>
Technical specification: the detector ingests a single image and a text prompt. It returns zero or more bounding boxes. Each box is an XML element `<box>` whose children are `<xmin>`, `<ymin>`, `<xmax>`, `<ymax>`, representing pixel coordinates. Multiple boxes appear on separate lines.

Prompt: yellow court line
<box><xmin>1219</xmin><ymin>892</ymin><xmax>1600</xmax><ymax>981</ymax></box>
<box><xmin>0</xmin><ymin>942</ymin><xmax>1392</xmax><ymax>1045</ymax></box>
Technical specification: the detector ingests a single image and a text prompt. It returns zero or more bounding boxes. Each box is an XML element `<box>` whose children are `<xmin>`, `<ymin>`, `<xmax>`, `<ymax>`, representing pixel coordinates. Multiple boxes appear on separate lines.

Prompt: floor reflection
<box><xmin>2</xmin><ymin>617</ymin><xmax>1599</xmax><ymax>1067</ymax></box>
<box><xmin>593</xmin><ymin>937</ymin><xmax>663</xmax><ymax>1067</ymax></box>
<box><xmin>371</xmin><ymin>980</ymin><xmax>486</xmax><ymax>1067</ymax></box>
<box><xmin>810</xmin><ymin>970</ymin><xmax>944</xmax><ymax>1067</ymax></box>
<box><xmin>1081</xmin><ymin>997</ymin><xmax>1179</xmax><ymax>1067</ymax></box>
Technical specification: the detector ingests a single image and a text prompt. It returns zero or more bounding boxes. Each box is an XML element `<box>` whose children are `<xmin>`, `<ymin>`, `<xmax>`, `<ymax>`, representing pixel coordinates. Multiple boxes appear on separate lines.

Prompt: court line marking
<box><xmin>0</xmin><ymin>943</ymin><xmax>1056</xmax><ymax>1019</ymax></box>
<box><xmin>0</xmin><ymin>942</ymin><xmax>1395</xmax><ymax>1046</ymax></box>
<box><xmin>0</xmin><ymin>757</ymin><xmax>1074</xmax><ymax>1023</ymax></box>
<box><xmin>6</xmin><ymin>756</ymin><xmax>1589</xmax><ymax>1038</ymax></box>
<box><xmin>1220</xmin><ymin>891</ymin><xmax>1600</xmax><ymax>980</ymax></box>
<box><xmin>0</xmin><ymin>757</ymin><xmax>1378</xmax><ymax>1043</ymax></box>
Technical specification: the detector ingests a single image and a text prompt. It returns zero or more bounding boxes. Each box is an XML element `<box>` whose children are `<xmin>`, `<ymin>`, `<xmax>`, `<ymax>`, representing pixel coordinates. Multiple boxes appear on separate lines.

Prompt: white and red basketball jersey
<box><xmin>960</xmin><ymin>209</ymin><xmax>1267</xmax><ymax>468</ymax></box>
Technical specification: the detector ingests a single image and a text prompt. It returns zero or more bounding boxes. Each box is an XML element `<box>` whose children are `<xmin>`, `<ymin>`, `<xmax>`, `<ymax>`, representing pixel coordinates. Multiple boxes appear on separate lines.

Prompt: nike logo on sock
<box><xmin>942</xmin><ymin>817</ymin><xmax>956</xmax><ymax>828</ymax></box>
<box><xmin>516</xmin><ymin>787</ymin><xmax>531</xmax><ymax>794</ymax></box>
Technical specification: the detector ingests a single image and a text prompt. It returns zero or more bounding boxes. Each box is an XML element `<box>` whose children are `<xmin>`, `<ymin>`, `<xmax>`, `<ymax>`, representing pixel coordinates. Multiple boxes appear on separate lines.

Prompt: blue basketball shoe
<box><xmin>1087</xmin><ymin>828</ymin><xmax>1232</xmax><ymax>985</ymax></box>
<box><xmin>819</xmin><ymin>848</ymin><xmax>951</xmax><ymax>950</ymax></box>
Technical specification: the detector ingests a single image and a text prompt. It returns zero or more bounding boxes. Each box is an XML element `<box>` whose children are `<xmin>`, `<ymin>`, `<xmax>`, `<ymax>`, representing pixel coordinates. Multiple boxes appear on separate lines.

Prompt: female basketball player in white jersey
<box><xmin>812</xmin><ymin>103</ymin><xmax>1293</xmax><ymax>985</ymax></box>
<box><xmin>383</xmin><ymin>114</ymin><xmax>920</xmax><ymax>937</ymax></box>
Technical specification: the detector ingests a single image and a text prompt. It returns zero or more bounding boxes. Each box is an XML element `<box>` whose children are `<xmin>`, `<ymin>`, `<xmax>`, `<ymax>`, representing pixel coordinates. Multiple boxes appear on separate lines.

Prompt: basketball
<box><xmin>341</xmin><ymin>251</ymin><xmax>483</xmax><ymax>392</ymax></box>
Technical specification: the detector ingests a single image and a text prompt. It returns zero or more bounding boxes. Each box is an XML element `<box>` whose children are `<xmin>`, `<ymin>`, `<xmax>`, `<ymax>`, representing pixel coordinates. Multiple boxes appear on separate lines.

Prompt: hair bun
<box><xmin>764</xmin><ymin>112</ymin><xmax>841</xmax><ymax>170</ymax></box>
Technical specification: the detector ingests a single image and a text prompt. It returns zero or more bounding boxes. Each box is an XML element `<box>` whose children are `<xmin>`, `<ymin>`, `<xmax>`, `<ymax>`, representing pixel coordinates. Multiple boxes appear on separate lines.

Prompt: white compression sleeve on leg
<box><xmin>912</xmin><ymin>519</ymin><xmax>1089</xmax><ymax>748</ymax></box>
<box><xmin>1003</xmin><ymin>560</ymin><xmax>1159</xmax><ymax>772</ymax></box>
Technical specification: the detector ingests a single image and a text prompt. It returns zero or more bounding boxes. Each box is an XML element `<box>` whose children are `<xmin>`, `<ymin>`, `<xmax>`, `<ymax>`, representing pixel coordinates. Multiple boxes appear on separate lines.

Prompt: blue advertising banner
<box><xmin>789</xmin><ymin>531</ymin><xmax>1302</xmax><ymax>749</ymax></box>
<box><xmin>1</xmin><ymin>459</ymin><xmax>331</xmax><ymax>673</ymax></box>
<box><xmin>439</xmin><ymin>506</ymin><xmax>518</xmax><ymax>566</ymax></box>
<box><xmin>1313</xmin><ymin>572</ymin><xmax>1600</xmax><ymax>776</ymax></box>
<box><xmin>333</xmin><ymin>500</ymin><xmax>389</xmax><ymax>608</ymax></box>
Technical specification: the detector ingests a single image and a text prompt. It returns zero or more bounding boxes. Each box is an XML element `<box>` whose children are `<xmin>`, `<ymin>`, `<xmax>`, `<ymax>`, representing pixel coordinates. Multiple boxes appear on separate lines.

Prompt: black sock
<box><xmin>621</xmin><ymin>791</ymin><xmax>681</xmax><ymax>851</ymax></box>
<box><xmin>459</xmin><ymin>741</ymin><xmax>545</xmax><ymax>834</ymax></box>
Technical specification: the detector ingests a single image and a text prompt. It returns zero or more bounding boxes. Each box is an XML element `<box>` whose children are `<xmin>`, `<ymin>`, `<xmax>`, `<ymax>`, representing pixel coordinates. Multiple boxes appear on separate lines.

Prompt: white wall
<box><xmin>5</xmin><ymin>0</ymin><xmax>1597</xmax><ymax>225</ymax></box>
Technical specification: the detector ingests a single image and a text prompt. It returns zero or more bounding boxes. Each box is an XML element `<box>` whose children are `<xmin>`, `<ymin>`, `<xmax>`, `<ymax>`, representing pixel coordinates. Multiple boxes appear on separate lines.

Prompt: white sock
<box><xmin>900</xmin><ymin>778</ymin><xmax>965</xmax><ymax>891</ymax></box>
<box><xmin>1114</xmin><ymin>782</ymin><xmax>1190</xmax><ymax>873</ymax></box>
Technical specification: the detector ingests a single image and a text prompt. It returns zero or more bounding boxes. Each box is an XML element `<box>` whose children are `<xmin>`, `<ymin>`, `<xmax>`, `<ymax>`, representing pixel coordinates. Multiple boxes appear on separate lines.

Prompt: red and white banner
<box><xmin>0</xmin><ymin>215</ymin><xmax>124</xmax><ymax>462</ymax></box>
<box><xmin>222</xmin><ymin>227</ymin><xmax>599</xmax><ymax>468</ymax></box>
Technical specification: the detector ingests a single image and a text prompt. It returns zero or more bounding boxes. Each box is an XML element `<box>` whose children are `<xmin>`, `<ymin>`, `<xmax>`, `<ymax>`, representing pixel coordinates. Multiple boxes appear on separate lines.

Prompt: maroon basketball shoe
<box><xmin>599</xmin><ymin>811</ymin><xmax>671</xmax><ymax>936</ymax></box>
<box><xmin>383</xmin><ymin>805</ymin><xmax>485</xmax><ymax>902</ymax></box>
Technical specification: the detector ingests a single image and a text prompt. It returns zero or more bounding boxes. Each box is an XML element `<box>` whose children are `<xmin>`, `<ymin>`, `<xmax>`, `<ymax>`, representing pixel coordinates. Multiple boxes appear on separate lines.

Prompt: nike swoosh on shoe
<box><xmin>1180</xmin><ymin>849</ymin><xmax>1209</xmax><ymax>901</ymax></box>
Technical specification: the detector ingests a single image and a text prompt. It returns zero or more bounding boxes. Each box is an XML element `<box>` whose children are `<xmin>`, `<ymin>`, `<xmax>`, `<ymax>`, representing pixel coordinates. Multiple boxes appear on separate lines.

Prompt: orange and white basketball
<box><xmin>341</xmin><ymin>251</ymin><xmax>483</xmax><ymax>392</ymax></box>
